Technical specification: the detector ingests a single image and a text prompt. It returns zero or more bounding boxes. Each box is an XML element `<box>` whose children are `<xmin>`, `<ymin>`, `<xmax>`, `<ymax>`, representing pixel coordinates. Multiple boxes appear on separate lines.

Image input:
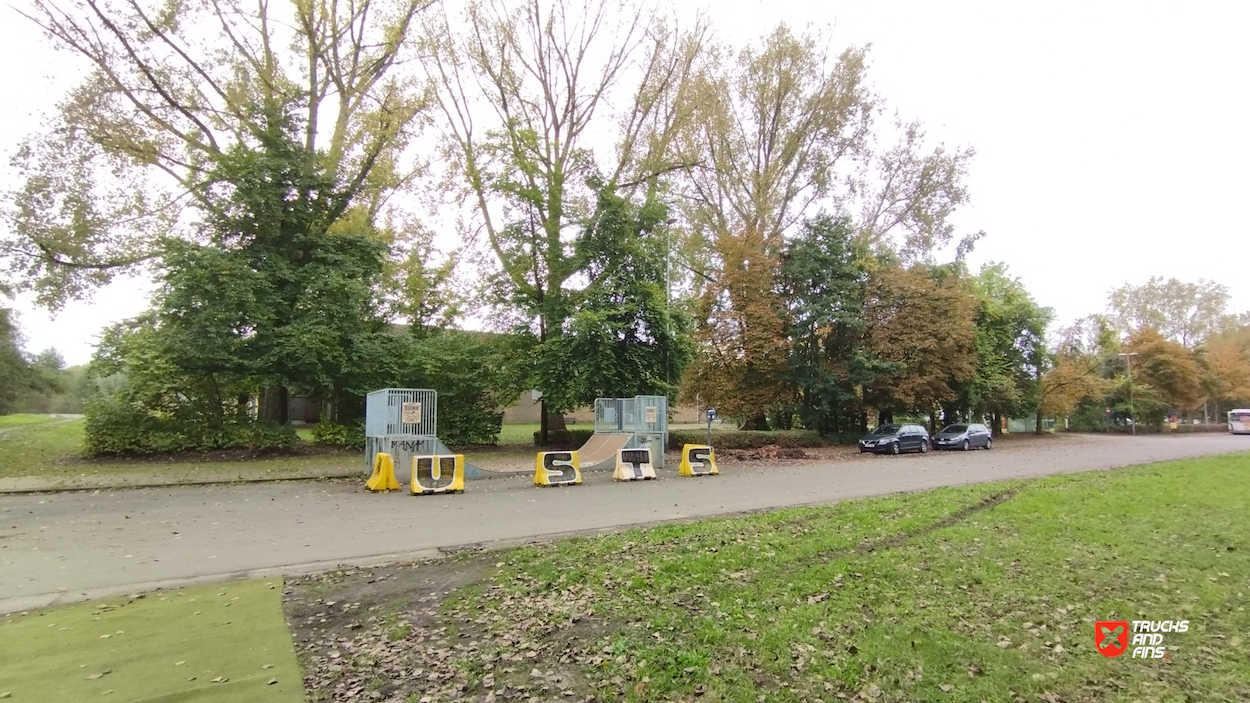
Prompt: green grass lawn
<box><xmin>296</xmin><ymin>451</ymin><xmax>1250</xmax><ymax>702</ymax></box>
<box><xmin>0</xmin><ymin>413</ymin><xmax>62</xmax><ymax>428</ymax></box>
<box><xmin>497</xmin><ymin>423</ymin><xmax>541</xmax><ymax>445</ymax></box>
<box><xmin>0</xmin><ymin>418</ymin><xmax>360</xmax><ymax>482</ymax></box>
<box><xmin>0</xmin><ymin>579</ymin><xmax>305</xmax><ymax>702</ymax></box>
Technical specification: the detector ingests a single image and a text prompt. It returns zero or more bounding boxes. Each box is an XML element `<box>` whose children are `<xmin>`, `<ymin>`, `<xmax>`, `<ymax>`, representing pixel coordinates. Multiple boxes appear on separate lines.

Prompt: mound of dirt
<box><xmin>725</xmin><ymin>444</ymin><xmax>807</xmax><ymax>461</ymax></box>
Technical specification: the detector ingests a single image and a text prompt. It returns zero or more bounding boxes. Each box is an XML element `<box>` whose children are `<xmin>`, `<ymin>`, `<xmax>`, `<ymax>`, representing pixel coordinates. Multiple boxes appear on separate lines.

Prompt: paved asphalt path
<box><xmin>2</xmin><ymin>433</ymin><xmax>1246</xmax><ymax>614</ymax></box>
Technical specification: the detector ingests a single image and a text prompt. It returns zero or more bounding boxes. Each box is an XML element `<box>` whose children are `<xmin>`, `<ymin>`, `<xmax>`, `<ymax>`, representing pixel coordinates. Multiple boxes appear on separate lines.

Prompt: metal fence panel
<box><xmin>366</xmin><ymin>388</ymin><xmax>437</xmax><ymax>437</ymax></box>
<box><xmin>595</xmin><ymin>398</ymin><xmax>626</xmax><ymax>433</ymax></box>
<box><xmin>365</xmin><ymin>388</ymin><xmax>439</xmax><ymax>473</ymax></box>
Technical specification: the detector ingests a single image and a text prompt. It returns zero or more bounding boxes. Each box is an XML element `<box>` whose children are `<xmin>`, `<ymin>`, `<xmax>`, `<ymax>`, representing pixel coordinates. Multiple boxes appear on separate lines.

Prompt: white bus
<box><xmin>1230</xmin><ymin>409</ymin><xmax>1250</xmax><ymax>435</ymax></box>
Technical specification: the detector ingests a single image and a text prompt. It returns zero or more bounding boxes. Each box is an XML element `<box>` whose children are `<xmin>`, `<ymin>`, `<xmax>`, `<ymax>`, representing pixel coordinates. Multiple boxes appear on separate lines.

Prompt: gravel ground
<box><xmin>2</xmin><ymin>432</ymin><xmax>1246</xmax><ymax>615</ymax></box>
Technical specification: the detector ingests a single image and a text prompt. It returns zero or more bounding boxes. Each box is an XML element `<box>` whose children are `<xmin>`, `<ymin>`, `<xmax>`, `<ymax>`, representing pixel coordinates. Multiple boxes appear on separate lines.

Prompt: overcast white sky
<box><xmin>3</xmin><ymin>0</ymin><xmax>1248</xmax><ymax>365</ymax></box>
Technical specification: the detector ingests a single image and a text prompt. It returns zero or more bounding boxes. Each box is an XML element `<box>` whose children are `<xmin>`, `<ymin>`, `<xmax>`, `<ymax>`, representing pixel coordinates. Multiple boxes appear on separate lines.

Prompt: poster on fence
<box><xmin>401</xmin><ymin>402</ymin><xmax>423</xmax><ymax>425</ymax></box>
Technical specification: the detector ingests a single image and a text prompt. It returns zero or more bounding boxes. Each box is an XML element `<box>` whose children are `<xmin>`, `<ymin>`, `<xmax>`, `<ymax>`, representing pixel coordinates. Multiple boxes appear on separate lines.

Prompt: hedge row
<box><xmin>533</xmin><ymin>428</ymin><xmax>597</xmax><ymax>448</ymax></box>
<box><xmin>84</xmin><ymin>396</ymin><xmax>298</xmax><ymax>455</ymax></box>
<box><xmin>530</xmin><ymin>428</ymin><xmax>857</xmax><ymax>451</ymax></box>
<box><xmin>311</xmin><ymin>421</ymin><xmax>367</xmax><ymax>449</ymax></box>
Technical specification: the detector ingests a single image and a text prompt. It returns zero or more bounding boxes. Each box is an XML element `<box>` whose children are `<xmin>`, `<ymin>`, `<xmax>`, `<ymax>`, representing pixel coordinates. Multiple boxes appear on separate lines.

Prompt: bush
<box><xmin>84</xmin><ymin>393</ymin><xmax>297</xmax><ymax>456</ymax></box>
<box><xmin>534</xmin><ymin>428</ymin><xmax>596</xmax><ymax>448</ymax></box>
<box><xmin>311</xmin><ymin>421</ymin><xmax>366</xmax><ymax>449</ymax></box>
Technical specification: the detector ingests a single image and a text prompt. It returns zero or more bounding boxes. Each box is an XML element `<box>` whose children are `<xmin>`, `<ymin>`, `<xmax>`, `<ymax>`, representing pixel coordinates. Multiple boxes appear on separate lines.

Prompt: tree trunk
<box><xmin>740</xmin><ymin>414</ymin><xmax>769</xmax><ymax>431</ymax></box>
<box><xmin>259</xmin><ymin>387</ymin><xmax>289</xmax><ymax>425</ymax></box>
<box><xmin>1034</xmin><ymin>364</ymin><xmax>1045</xmax><ymax>435</ymax></box>
<box><xmin>539</xmin><ymin>400</ymin><xmax>567</xmax><ymax>445</ymax></box>
<box><xmin>858</xmin><ymin>410</ymin><xmax>869</xmax><ymax>434</ymax></box>
<box><xmin>991</xmin><ymin>411</ymin><xmax>1002</xmax><ymax>438</ymax></box>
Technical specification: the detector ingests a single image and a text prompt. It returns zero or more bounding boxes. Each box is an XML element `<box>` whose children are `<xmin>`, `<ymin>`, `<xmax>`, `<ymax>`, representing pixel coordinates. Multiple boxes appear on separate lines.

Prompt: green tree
<box><xmin>533</xmin><ymin>184</ymin><xmax>694</xmax><ymax>413</ymax></box>
<box><xmin>422</xmin><ymin>0</ymin><xmax>707</xmax><ymax>441</ymax></box>
<box><xmin>0</xmin><ymin>308</ymin><xmax>39</xmax><ymax>414</ymax></box>
<box><xmin>779</xmin><ymin>214</ymin><xmax>882</xmax><ymax>435</ymax></box>
<box><xmin>6</xmin><ymin>0</ymin><xmax>433</xmax><ymax>308</ymax></box>
<box><xmin>963</xmin><ymin>264</ymin><xmax>1053</xmax><ymax>435</ymax></box>
<box><xmin>156</xmin><ymin>111</ymin><xmax>393</xmax><ymax>423</ymax></box>
<box><xmin>1107</xmin><ymin>277</ymin><xmax>1229</xmax><ymax>348</ymax></box>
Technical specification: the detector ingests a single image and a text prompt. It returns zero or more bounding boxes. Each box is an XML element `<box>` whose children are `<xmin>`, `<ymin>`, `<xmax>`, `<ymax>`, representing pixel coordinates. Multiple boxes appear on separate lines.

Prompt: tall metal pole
<box><xmin>1119</xmin><ymin>352</ymin><xmax>1138</xmax><ymax>435</ymax></box>
<box><xmin>664</xmin><ymin>219</ymin><xmax>676</xmax><ymax>390</ymax></box>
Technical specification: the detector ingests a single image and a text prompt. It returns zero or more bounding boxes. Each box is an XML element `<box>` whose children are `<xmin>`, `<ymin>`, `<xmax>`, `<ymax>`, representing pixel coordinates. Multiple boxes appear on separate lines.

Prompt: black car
<box><xmin>932</xmin><ymin>423</ymin><xmax>992</xmax><ymax>451</ymax></box>
<box><xmin>858</xmin><ymin>423</ymin><xmax>930</xmax><ymax>455</ymax></box>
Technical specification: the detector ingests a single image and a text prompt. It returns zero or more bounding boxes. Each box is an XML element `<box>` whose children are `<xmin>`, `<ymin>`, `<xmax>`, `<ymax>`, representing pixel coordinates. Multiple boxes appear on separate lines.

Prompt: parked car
<box><xmin>932</xmin><ymin>423</ymin><xmax>993</xmax><ymax>451</ymax></box>
<box><xmin>858</xmin><ymin>423</ymin><xmax>930</xmax><ymax>455</ymax></box>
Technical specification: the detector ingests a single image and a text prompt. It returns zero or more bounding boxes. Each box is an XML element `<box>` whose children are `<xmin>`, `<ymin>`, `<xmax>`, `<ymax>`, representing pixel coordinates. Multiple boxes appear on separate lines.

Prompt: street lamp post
<box><xmin>1118</xmin><ymin>352</ymin><xmax>1139</xmax><ymax>435</ymax></box>
<box><xmin>663</xmin><ymin>219</ymin><xmax>677</xmax><ymax>389</ymax></box>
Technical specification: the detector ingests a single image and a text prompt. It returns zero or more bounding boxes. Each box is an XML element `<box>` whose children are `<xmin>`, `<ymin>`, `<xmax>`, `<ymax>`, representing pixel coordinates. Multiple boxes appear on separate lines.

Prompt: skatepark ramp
<box><xmin>575</xmin><ymin>433</ymin><xmax>633</xmax><ymax>471</ymax></box>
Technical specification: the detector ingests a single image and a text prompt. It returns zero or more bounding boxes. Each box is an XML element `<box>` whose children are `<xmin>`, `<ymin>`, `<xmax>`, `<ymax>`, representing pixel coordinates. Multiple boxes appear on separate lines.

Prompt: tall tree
<box><xmin>964</xmin><ymin>263</ymin><xmax>1052</xmax><ymax>435</ymax></box>
<box><xmin>779</xmin><ymin>214</ymin><xmax>880</xmax><ymax>435</ymax></box>
<box><xmin>6</xmin><ymin>0</ymin><xmax>433</xmax><ymax>308</ymax></box>
<box><xmin>156</xmin><ymin>112</ymin><xmax>393</xmax><ymax>423</ymax></box>
<box><xmin>679</xmin><ymin>23</ymin><xmax>978</xmax><ymax>429</ymax></box>
<box><xmin>0</xmin><ymin>308</ymin><xmax>39</xmax><ymax>414</ymax></box>
<box><xmin>534</xmin><ymin>183</ymin><xmax>693</xmax><ymax>412</ymax></box>
<box><xmin>1120</xmin><ymin>327</ymin><xmax>1204</xmax><ymax>423</ymax></box>
<box><xmin>1107</xmin><ymin>277</ymin><xmax>1229</xmax><ymax>348</ymax></box>
<box><xmin>680</xmin><ymin>25</ymin><xmax>870</xmax><ymax>428</ymax></box>
<box><xmin>422</xmin><ymin>0</ymin><xmax>706</xmax><ymax>441</ymax></box>
<box><xmin>862</xmin><ymin>263</ymin><xmax>977</xmax><ymax>427</ymax></box>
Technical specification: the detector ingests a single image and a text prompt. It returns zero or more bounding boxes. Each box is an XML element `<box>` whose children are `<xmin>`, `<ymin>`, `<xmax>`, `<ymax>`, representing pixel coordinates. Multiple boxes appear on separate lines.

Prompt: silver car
<box><xmin>932</xmin><ymin>423</ymin><xmax>993</xmax><ymax>451</ymax></box>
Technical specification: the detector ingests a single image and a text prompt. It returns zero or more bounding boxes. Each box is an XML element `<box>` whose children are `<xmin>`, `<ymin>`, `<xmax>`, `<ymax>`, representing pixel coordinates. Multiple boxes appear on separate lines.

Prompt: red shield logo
<box><xmin>1095</xmin><ymin>620</ymin><xmax>1129</xmax><ymax>657</ymax></box>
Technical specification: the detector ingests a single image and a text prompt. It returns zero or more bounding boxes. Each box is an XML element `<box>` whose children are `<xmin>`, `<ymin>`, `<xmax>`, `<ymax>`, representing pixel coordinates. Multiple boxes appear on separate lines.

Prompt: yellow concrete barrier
<box><xmin>678</xmin><ymin>444</ymin><xmax>718</xmax><ymax>477</ymax></box>
<box><xmin>535</xmin><ymin>451</ymin><xmax>582</xmax><ymax>486</ymax></box>
<box><xmin>613</xmin><ymin>448</ymin><xmax>656</xmax><ymax>481</ymax></box>
<box><xmin>365</xmin><ymin>452</ymin><xmax>400</xmax><ymax>492</ymax></box>
<box><xmin>411</xmin><ymin>455</ymin><xmax>465</xmax><ymax>495</ymax></box>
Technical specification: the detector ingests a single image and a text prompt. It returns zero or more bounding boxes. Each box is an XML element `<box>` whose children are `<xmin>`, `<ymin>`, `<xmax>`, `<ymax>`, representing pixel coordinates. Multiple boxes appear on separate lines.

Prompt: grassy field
<box><xmin>0</xmin><ymin>579</ymin><xmax>305</xmax><ymax>702</ymax></box>
<box><xmin>0</xmin><ymin>417</ymin><xmax>360</xmax><ymax>482</ymax></box>
<box><xmin>0</xmin><ymin>413</ymin><xmax>64</xmax><ymax>428</ymax></box>
<box><xmin>289</xmin><ymin>452</ymin><xmax>1250</xmax><ymax>703</ymax></box>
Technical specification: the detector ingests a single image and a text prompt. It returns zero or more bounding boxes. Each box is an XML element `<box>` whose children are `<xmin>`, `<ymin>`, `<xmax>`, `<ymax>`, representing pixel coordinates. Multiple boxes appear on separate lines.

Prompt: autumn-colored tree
<box><xmin>1204</xmin><ymin>340</ymin><xmax>1250</xmax><ymax>407</ymax></box>
<box><xmin>1121</xmin><ymin>328</ymin><xmax>1204</xmax><ymax>422</ymax></box>
<box><xmin>1039</xmin><ymin>355</ymin><xmax>1109</xmax><ymax>419</ymax></box>
<box><xmin>862</xmin><ymin>264</ymin><xmax>977</xmax><ymax>426</ymax></box>
<box><xmin>679</xmin><ymin>24</ymin><xmax>976</xmax><ymax>429</ymax></box>
<box><xmin>682</xmin><ymin>225</ymin><xmax>791</xmax><ymax>428</ymax></box>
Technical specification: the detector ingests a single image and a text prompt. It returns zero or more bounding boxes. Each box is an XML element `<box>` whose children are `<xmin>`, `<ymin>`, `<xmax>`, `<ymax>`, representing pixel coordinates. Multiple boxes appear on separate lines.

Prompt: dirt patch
<box><xmin>284</xmin><ymin>554</ymin><xmax>498</xmax><ymax>701</ymax></box>
<box><xmin>284</xmin><ymin>552</ymin><xmax>633</xmax><ymax>702</ymax></box>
